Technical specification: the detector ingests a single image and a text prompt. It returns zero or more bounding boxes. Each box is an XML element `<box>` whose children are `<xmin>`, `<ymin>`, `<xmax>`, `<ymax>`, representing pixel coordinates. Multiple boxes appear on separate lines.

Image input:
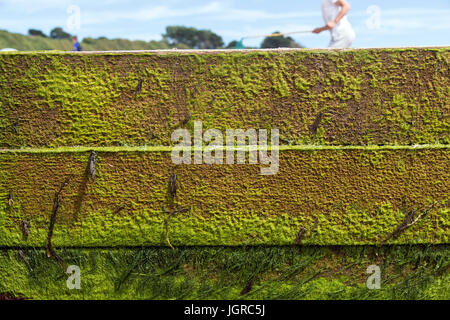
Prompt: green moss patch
<box><xmin>1</xmin><ymin>147</ymin><xmax>448</xmax><ymax>246</ymax></box>
<box><xmin>0</xmin><ymin>48</ymin><xmax>448</xmax><ymax>147</ymax></box>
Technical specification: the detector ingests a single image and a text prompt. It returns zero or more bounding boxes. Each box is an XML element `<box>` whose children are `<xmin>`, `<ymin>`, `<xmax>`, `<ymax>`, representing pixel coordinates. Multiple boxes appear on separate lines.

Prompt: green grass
<box><xmin>0</xmin><ymin>245</ymin><xmax>448</xmax><ymax>300</ymax></box>
<box><xmin>0</xmin><ymin>30</ymin><xmax>187</xmax><ymax>51</ymax></box>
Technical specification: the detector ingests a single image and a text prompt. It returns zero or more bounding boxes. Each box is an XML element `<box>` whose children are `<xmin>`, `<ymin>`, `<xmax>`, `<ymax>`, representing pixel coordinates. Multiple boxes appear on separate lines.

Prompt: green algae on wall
<box><xmin>0</xmin><ymin>246</ymin><xmax>448</xmax><ymax>300</ymax></box>
<box><xmin>0</xmin><ymin>48</ymin><xmax>448</xmax><ymax>148</ymax></box>
<box><xmin>1</xmin><ymin>146</ymin><xmax>448</xmax><ymax>247</ymax></box>
<box><xmin>0</xmin><ymin>48</ymin><xmax>448</xmax><ymax>301</ymax></box>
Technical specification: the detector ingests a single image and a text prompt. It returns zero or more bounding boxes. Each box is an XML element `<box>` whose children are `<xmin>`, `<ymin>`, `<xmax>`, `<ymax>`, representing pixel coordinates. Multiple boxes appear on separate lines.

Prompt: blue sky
<box><xmin>0</xmin><ymin>0</ymin><xmax>449</xmax><ymax>48</ymax></box>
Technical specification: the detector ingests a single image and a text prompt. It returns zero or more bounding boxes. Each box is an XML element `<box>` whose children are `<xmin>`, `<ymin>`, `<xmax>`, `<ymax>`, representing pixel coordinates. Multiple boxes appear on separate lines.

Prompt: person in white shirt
<box><xmin>313</xmin><ymin>0</ymin><xmax>355</xmax><ymax>48</ymax></box>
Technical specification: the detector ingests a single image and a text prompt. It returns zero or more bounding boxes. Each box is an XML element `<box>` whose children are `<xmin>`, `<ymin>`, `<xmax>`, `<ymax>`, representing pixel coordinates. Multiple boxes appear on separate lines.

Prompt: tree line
<box><xmin>28</xmin><ymin>26</ymin><xmax>303</xmax><ymax>49</ymax></box>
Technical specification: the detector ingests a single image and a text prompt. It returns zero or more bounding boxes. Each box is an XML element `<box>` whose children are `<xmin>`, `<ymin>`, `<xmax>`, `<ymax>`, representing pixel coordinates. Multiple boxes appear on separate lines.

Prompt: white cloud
<box><xmin>0</xmin><ymin>0</ymin><xmax>69</xmax><ymax>13</ymax></box>
<box><xmin>351</xmin><ymin>6</ymin><xmax>450</xmax><ymax>35</ymax></box>
<box><xmin>211</xmin><ymin>8</ymin><xmax>320</xmax><ymax>22</ymax></box>
<box><xmin>81</xmin><ymin>1</ymin><xmax>223</xmax><ymax>24</ymax></box>
<box><xmin>81</xmin><ymin>1</ymin><xmax>320</xmax><ymax>26</ymax></box>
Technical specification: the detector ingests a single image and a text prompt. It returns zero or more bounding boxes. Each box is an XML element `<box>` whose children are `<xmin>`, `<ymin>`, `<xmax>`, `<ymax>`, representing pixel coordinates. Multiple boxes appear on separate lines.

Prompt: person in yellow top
<box><xmin>313</xmin><ymin>0</ymin><xmax>355</xmax><ymax>48</ymax></box>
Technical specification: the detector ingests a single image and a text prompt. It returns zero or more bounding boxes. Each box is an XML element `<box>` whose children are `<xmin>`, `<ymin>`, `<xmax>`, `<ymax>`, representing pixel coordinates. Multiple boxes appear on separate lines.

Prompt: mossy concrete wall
<box><xmin>0</xmin><ymin>146</ymin><xmax>448</xmax><ymax>246</ymax></box>
<box><xmin>0</xmin><ymin>48</ymin><xmax>449</xmax><ymax>247</ymax></box>
<box><xmin>0</xmin><ymin>48</ymin><xmax>448</xmax><ymax>148</ymax></box>
<box><xmin>0</xmin><ymin>48</ymin><xmax>449</xmax><ymax>300</ymax></box>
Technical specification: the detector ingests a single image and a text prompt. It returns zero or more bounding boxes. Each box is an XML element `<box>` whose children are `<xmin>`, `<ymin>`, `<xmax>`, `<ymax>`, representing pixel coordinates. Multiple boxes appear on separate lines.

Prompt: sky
<box><xmin>0</xmin><ymin>0</ymin><xmax>449</xmax><ymax>48</ymax></box>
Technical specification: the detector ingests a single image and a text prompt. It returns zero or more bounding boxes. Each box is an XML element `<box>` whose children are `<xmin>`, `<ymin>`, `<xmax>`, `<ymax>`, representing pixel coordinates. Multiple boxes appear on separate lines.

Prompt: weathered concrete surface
<box><xmin>1</xmin><ymin>146</ymin><xmax>448</xmax><ymax>246</ymax></box>
<box><xmin>0</xmin><ymin>48</ymin><xmax>448</xmax><ymax>247</ymax></box>
<box><xmin>0</xmin><ymin>47</ymin><xmax>448</xmax><ymax>147</ymax></box>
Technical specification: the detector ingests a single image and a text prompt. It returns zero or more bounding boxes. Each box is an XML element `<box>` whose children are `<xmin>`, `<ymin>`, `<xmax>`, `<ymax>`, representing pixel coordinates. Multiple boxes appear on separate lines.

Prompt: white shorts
<box><xmin>329</xmin><ymin>29</ymin><xmax>356</xmax><ymax>48</ymax></box>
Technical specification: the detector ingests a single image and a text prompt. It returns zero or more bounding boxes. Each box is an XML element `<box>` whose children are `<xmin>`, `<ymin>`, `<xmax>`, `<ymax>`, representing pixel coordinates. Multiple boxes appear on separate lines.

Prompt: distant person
<box><xmin>313</xmin><ymin>0</ymin><xmax>355</xmax><ymax>48</ymax></box>
<box><xmin>72</xmin><ymin>36</ymin><xmax>82</xmax><ymax>51</ymax></box>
